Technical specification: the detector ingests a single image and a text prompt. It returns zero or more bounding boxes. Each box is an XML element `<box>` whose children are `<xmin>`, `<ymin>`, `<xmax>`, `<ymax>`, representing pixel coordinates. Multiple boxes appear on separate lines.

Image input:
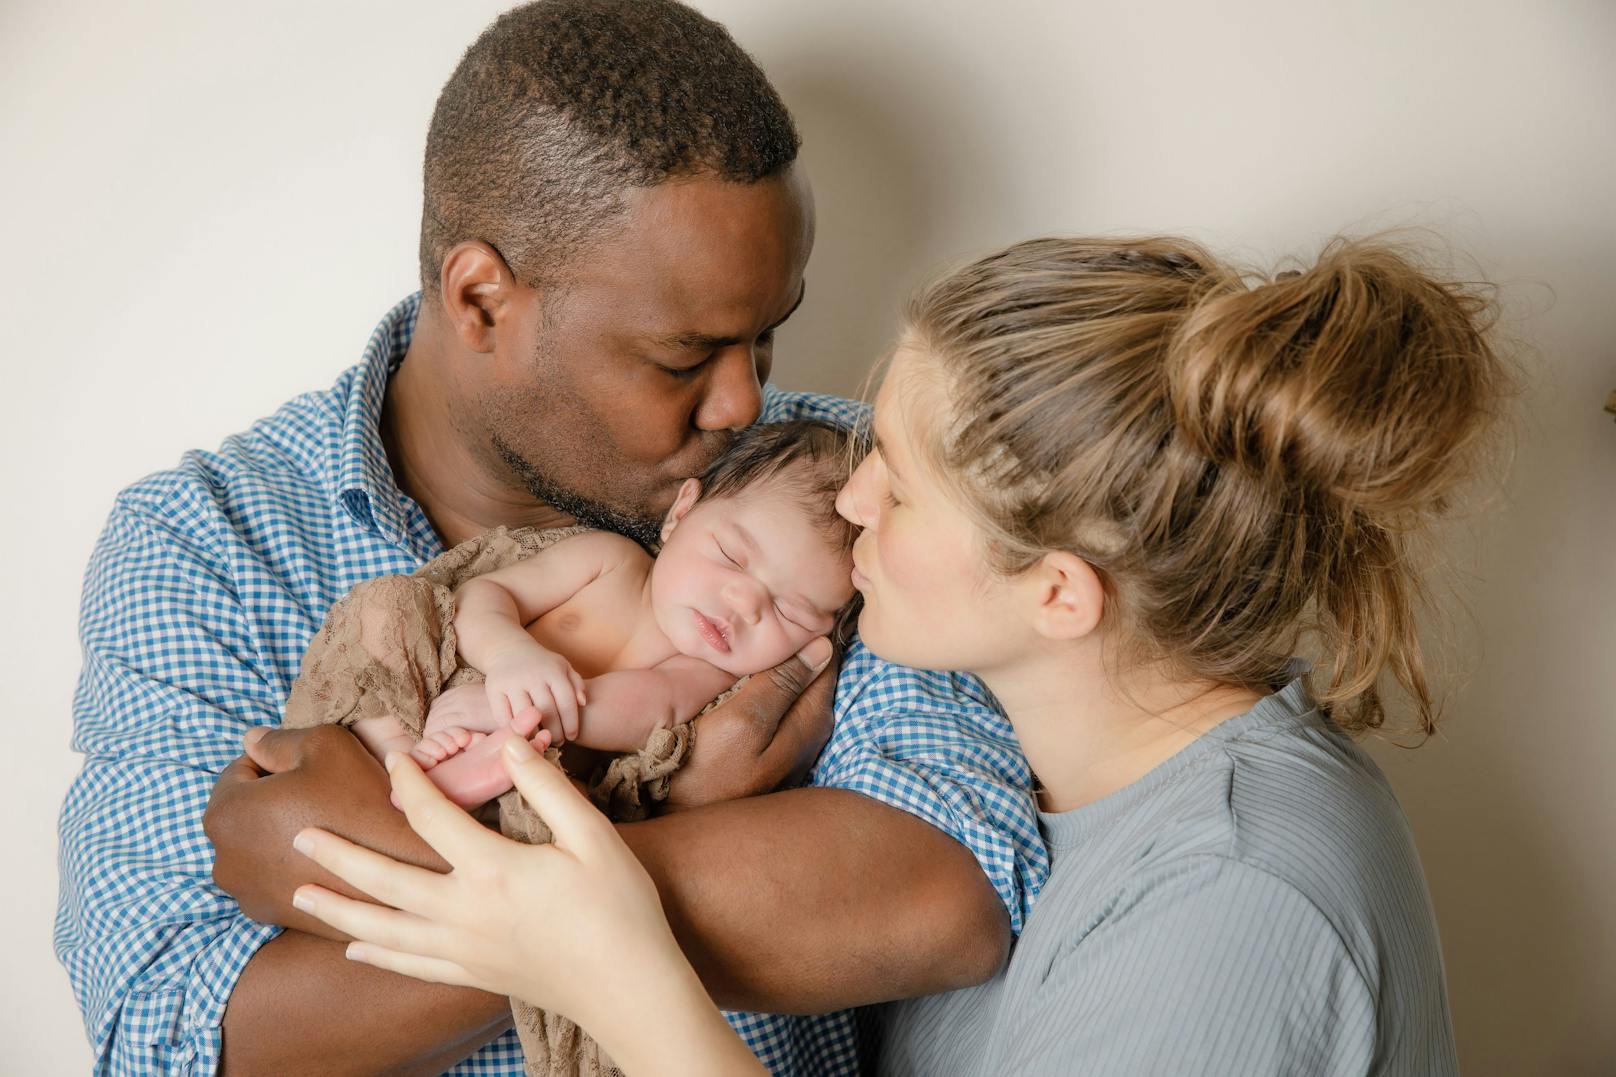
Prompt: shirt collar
<box><xmin>333</xmin><ymin>292</ymin><xmax>421</xmax><ymax>544</ymax></box>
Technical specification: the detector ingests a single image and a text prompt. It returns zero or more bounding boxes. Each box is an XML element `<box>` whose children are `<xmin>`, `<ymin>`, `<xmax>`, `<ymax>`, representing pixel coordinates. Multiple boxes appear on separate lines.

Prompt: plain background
<box><xmin>4</xmin><ymin>1</ymin><xmax>1612</xmax><ymax>1072</ymax></box>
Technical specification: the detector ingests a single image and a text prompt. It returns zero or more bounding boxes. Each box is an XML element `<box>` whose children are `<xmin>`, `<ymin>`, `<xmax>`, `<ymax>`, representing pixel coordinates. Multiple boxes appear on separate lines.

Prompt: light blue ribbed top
<box><xmin>873</xmin><ymin>674</ymin><xmax>1457</xmax><ymax>1075</ymax></box>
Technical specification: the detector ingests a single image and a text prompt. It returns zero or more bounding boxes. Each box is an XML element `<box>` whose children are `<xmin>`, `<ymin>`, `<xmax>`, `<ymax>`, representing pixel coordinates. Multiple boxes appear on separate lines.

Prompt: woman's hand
<box><xmin>289</xmin><ymin>737</ymin><xmax>763</xmax><ymax>1075</ymax></box>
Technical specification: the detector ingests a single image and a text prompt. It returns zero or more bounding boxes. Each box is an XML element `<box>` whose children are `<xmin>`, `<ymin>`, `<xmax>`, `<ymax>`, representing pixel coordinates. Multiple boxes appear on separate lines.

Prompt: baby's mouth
<box><xmin>693</xmin><ymin>609</ymin><xmax>732</xmax><ymax>654</ymax></box>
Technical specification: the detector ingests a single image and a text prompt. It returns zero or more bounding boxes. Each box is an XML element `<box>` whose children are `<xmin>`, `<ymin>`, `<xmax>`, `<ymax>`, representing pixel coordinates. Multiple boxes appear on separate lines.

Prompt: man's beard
<box><xmin>492</xmin><ymin>434</ymin><xmax>665</xmax><ymax>549</ymax></box>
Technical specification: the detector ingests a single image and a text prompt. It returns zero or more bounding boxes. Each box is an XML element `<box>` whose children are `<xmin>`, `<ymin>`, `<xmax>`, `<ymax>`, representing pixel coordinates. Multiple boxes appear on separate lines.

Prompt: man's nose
<box><xmin>693</xmin><ymin>348</ymin><xmax>764</xmax><ymax>432</ymax></box>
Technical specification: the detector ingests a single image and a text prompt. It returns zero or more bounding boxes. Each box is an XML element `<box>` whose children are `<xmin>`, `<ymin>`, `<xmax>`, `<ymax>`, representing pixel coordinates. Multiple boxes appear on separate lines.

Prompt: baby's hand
<box><xmin>483</xmin><ymin>644</ymin><xmax>587</xmax><ymax>744</ymax></box>
<box><xmin>423</xmin><ymin>682</ymin><xmax>503</xmax><ymax>737</ymax></box>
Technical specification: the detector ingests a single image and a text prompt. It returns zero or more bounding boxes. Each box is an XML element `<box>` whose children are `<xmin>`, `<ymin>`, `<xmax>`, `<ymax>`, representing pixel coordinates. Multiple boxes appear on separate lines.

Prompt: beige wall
<box><xmin>3</xmin><ymin>1</ymin><xmax>1611</xmax><ymax>1072</ymax></box>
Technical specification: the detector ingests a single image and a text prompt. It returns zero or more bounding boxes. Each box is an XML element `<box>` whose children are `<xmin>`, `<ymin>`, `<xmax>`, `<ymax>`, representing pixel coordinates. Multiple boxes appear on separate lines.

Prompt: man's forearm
<box><xmin>221</xmin><ymin>929</ymin><xmax>511</xmax><ymax>1076</ymax></box>
<box><xmin>620</xmin><ymin>786</ymin><xmax>1010</xmax><ymax>1014</ymax></box>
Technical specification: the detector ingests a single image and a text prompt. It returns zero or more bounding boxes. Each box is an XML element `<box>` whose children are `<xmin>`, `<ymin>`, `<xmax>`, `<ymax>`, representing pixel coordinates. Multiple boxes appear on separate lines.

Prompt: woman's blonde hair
<box><xmin>906</xmin><ymin>235</ymin><xmax>1514</xmax><ymax>735</ymax></box>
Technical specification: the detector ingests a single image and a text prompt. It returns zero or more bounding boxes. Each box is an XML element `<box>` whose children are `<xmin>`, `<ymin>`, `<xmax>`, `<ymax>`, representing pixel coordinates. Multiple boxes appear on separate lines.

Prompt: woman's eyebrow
<box><xmin>872</xmin><ymin>431</ymin><xmax>905</xmax><ymax>482</ymax></box>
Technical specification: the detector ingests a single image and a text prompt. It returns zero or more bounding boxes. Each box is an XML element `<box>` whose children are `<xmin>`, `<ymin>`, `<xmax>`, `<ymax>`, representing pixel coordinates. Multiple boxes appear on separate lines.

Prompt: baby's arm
<box><xmin>454</xmin><ymin>532</ymin><xmax>640</xmax><ymax>735</ymax></box>
<box><xmin>572</xmin><ymin>655</ymin><xmax>739</xmax><ymax>752</ymax></box>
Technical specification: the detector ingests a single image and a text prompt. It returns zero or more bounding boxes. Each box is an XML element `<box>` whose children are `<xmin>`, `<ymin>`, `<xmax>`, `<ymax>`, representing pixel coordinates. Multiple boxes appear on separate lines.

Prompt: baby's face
<box><xmin>651</xmin><ymin>481</ymin><xmax>855</xmax><ymax>677</ymax></box>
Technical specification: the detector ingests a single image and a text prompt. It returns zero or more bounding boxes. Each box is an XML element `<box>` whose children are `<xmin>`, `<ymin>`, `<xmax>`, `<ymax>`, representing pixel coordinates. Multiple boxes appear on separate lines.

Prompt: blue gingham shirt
<box><xmin>55</xmin><ymin>294</ymin><xmax>1048</xmax><ymax>1076</ymax></box>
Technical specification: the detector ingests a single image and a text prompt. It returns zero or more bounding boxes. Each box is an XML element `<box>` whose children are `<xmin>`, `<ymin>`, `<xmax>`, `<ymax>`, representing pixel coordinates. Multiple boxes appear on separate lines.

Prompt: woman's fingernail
<box><xmin>798</xmin><ymin>637</ymin><xmax>833</xmax><ymax>673</ymax></box>
<box><xmin>244</xmin><ymin>726</ymin><xmax>267</xmax><ymax>748</ymax></box>
<box><xmin>505</xmin><ymin>735</ymin><xmax>536</xmax><ymax>761</ymax></box>
<box><xmin>383</xmin><ymin>751</ymin><xmax>403</xmax><ymax>773</ymax></box>
<box><xmin>292</xmin><ymin>888</ymin><xmax>313</xmax><ymax>912</ymax></box>
<box><xmin>345</xmin><ymin>942</ymin><xmax>366</xmax><ymax>962</ymax></box>
<box><xmin>292</xmin><ymin>831</ymin><xmax>313</xmax><ymax>856</ymax></box>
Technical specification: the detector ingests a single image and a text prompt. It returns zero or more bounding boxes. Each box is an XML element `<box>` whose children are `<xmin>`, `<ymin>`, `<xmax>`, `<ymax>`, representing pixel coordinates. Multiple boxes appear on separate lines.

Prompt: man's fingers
<box><xmin>723</xmin><ymin>636</ymin><xmax>835</xmax><ymax>749</ymax></box>
<box><xmin>760</xmin><ymin>650</ymin><xmax>839</xmax><ymax>788</ymax></box>
<box><xmin>385</xmin><ymin>752</ymin><xmax>509</xmax><ymax>869</ymax></box>
<box><xmin>770</xmin><ymin>637</ymin><xmax>833</xmax><ymax>699</ymax></box>
<box><xmin>242</xmin><ymin>725</ymin><xmax>315</xmax><ymax>773</ymax></box>
<box><xmin>213</xmin><ymin>751</ymin><xmax>265</xmax><ymax>791</ymax></box>
<box><xmin>501</xmin><ymin>738</ymin><xmax>615</xmax><ymax>855</ymax></box>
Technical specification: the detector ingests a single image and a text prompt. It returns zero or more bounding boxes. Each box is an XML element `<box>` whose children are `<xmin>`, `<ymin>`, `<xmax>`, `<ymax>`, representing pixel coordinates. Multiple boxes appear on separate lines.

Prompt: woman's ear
<box><xmin>1021</xmin><ymin>550</ymin><xmax>1105</xmax><ymax>641</ymax></box>
<box><xmin>659</xmin><ymin>479</ymin><xmax>703</xmax><ymax>544</ymax></box>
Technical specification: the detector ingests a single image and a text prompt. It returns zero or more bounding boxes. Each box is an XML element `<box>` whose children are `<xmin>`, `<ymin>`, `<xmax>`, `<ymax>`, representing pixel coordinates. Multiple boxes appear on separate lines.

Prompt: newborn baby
<box><xmin>348</xmin><ymin>419</ymin><xmax>860</xmax><ymax>808</ymax></box>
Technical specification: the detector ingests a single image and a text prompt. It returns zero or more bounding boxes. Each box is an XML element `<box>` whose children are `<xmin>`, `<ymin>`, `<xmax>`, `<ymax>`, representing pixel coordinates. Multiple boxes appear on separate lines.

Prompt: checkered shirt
<box><xmin>55</xmin><ymin>293</ymin><xmax>1048</xmax><ymax>1075</ymax></box>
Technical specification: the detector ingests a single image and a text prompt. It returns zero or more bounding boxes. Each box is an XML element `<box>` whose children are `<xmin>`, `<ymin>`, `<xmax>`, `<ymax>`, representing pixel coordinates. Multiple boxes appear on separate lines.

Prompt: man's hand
<box><xmin>664</xmin><ymin>637</ymin><xmax>837</xmax><ymax>811</ymax></box>
<box><xmin>204</xmin><ymin>724</ymin><xmax>448</xmax><ymax>937</ymax></box>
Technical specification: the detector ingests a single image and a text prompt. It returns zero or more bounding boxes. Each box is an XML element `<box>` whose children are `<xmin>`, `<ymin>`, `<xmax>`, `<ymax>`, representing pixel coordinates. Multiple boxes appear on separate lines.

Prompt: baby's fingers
<box><xmin>551</xmin><ymin>675</ymin><xmax>581</xmax><ymax>742</ymax></box>
<box><xmin>487</xmin><ymin>685</ymin><xmax>514</xmax><ymax>727</ymax></box>
<box><xmin>570</xmin><ymin>670</ymin><xmax>587</xmax><ymax>707</ymax></box>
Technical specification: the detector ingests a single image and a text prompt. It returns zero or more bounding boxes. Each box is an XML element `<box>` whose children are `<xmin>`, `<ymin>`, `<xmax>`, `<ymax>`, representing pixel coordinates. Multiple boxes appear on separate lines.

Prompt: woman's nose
<box><xmin>836</xmin><ymin>458</ymin><xmax>877</xmax><ymax>528</ymax></box>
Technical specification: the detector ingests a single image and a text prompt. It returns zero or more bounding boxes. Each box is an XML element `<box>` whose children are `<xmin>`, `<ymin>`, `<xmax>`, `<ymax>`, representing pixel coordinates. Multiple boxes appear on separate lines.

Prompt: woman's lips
<box><xmin>693</xmin><ymin>610</ymin><xmax>731</xmax><ymax>654</ymax></box>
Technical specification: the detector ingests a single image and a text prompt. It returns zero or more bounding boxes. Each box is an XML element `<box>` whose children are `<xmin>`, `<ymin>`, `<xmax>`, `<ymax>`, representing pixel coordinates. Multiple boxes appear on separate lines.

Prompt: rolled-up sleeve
<box><xmin>55</xmin><ymin>499</ymin><xmax>283</xmax><ymax>1075</ymax></box>
<box><xmin>808</xmin><ymin>644</ymin><xmax>1047</xmax><ymax>934</ymax></box>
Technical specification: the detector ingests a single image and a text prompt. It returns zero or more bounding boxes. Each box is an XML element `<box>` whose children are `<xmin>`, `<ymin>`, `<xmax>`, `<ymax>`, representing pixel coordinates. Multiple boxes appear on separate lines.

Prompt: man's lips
<box><xmin>692</xmin><ymin>610</ymin><xmax>731</xmax><ymax>654</ymax></box>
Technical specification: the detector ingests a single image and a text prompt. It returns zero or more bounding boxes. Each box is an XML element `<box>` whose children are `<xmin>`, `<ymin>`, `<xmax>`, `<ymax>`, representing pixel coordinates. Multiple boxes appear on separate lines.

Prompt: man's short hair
<box><xmin>420</xmin><ymin>0</ymin><xmax>801</xmax><ymax>297</ymax></box>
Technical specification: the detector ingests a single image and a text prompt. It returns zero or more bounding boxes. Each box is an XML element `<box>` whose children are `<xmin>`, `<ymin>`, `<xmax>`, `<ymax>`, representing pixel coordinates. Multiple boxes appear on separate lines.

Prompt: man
<box><xmin>55</xmin><ymin>2</ymin><xmax>1046</xmax><ymax>1073</ymax></box>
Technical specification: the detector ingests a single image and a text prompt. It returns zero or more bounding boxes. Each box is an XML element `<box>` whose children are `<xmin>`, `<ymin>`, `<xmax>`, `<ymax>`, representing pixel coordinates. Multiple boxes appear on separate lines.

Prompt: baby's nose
<box><xmin>726</xmin><ymin>579</ymin><xmax>767</xmax><ymax>624</ymax></box>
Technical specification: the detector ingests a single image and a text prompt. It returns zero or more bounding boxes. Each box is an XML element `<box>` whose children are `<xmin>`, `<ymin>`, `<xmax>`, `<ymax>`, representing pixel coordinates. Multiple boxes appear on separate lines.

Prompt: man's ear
<box><xmin>438</xmin><ymin>241</ymin><xmax>521</xmax><ymax>354</ymax></box>
<box><xmin>1020</xmin><ymin>550</ymin><xmax>1105</xmax><ymax>641</ymax></box>
<box><xmin>660</xmin><ymin>479</ymin><xmax>703</xmax><ymax>544</ymax></box>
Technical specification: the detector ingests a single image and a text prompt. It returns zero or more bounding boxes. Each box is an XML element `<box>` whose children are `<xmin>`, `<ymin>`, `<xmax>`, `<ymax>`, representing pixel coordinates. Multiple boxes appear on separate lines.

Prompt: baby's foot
<box><xmin>398</xmin><ymin>727</ymin><xmax>554</xmax><ymax>811</ymax></box>
<box><xmin>409</xmin><ymin>726</ymin><xmax>487</xmax><ymax>770</ymax></box>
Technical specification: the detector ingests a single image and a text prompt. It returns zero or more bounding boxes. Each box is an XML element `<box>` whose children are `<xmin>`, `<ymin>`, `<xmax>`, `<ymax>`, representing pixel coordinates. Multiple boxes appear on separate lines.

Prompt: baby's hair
<box><xmin>697</xmin><ymin>419</ymin><xmax>867</xmax><ymax>553</ymax></box>
<box><xmin>905</xmin><ymin>235</ymin><xmax>1517</xmax><ymax>736</ymax></box>
<box><xmin>697</xmin><ymin>419</ymin><xmax>868</xmax><ymax>646</ymax></box>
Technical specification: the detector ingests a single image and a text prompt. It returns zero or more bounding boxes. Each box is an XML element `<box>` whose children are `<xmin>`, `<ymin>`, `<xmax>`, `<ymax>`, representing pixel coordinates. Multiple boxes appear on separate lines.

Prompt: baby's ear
<box><xmin>660</xmin><ymin>478</ymin><xmax>703</xmax><ymax>543</ymax></box>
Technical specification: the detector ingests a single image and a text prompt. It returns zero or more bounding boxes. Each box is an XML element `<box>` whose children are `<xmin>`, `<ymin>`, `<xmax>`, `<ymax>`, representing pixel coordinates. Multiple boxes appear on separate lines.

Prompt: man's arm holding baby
<box><xmin>207</xmin><ymin>647</ymin><xmax>1011</xmax><ymax>1066</ymax></box>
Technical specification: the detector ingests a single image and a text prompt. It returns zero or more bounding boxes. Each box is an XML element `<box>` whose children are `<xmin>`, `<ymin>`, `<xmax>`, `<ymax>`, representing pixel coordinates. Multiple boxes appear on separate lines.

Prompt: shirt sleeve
<box><xmin>760</xmin><ymin>385</ymin><xmax>871</xmax><ymax>430</ymax></box>
<box><xmin>55</xmin><ymin>495</ymin><xmax>284</xmax><ymax>1076</ymax></box>
<box><xmin>997</xmin><ymin>857</ymin><xmax>1379</xmax><ymax>1076</ymax></box>
<box><xmin>808</xmin><ymin>645</ymin><xmax>1048</xmax><ymax>934</ymax></box>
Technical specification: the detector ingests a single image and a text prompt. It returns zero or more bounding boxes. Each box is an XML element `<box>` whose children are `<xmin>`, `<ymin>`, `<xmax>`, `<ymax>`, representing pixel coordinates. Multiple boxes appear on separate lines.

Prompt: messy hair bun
<box><xmin>907</xmin><ymin>235</ymin><xmax>1513</xmax><ymax>734</ymax></box>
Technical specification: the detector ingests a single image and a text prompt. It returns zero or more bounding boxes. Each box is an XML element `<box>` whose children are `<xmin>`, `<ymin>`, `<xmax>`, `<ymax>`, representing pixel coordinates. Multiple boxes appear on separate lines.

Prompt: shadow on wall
<box><xmin>762</xmin><ymin>23</ymin><xmax>1025</xmax><ymax>399</ymax></box>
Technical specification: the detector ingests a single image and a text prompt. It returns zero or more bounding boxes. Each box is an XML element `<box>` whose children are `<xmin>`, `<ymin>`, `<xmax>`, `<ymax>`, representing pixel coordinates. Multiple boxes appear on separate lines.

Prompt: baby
<box><xmin>348</xmin><ymin>419</ymin><xmax>861</xmax><ymax>808</ymax></box>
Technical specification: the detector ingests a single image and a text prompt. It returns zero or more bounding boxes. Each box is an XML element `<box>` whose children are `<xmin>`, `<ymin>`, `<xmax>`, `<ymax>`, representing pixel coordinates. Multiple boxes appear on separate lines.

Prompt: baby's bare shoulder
<box><xmin>565</xmin><ymin>530</ymin><xmax>651</xmax><ymax>573</ymax></box>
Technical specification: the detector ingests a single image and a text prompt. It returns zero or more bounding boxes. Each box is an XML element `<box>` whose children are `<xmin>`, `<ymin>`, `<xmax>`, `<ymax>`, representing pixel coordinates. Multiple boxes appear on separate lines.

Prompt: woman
<box><xmin>291</xmin><ymin>234</ymin><xmax>1509</xmax><ymax>1074</ymax></box>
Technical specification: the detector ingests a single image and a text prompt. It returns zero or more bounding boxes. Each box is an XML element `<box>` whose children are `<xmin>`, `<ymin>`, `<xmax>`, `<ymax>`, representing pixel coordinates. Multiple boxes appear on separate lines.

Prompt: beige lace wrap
<box><xmin>284</xmin><ymin>525</ymin><xmax>704</xmax><ymax>1077</ymax></box>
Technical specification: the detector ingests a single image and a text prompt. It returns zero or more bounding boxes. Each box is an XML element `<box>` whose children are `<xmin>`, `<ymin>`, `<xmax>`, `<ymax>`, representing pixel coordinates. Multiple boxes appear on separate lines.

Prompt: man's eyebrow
<box><xmin>655</xmin><ymin>282</ymin><xmax>807</xmax><ymax>352</ymax></box>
